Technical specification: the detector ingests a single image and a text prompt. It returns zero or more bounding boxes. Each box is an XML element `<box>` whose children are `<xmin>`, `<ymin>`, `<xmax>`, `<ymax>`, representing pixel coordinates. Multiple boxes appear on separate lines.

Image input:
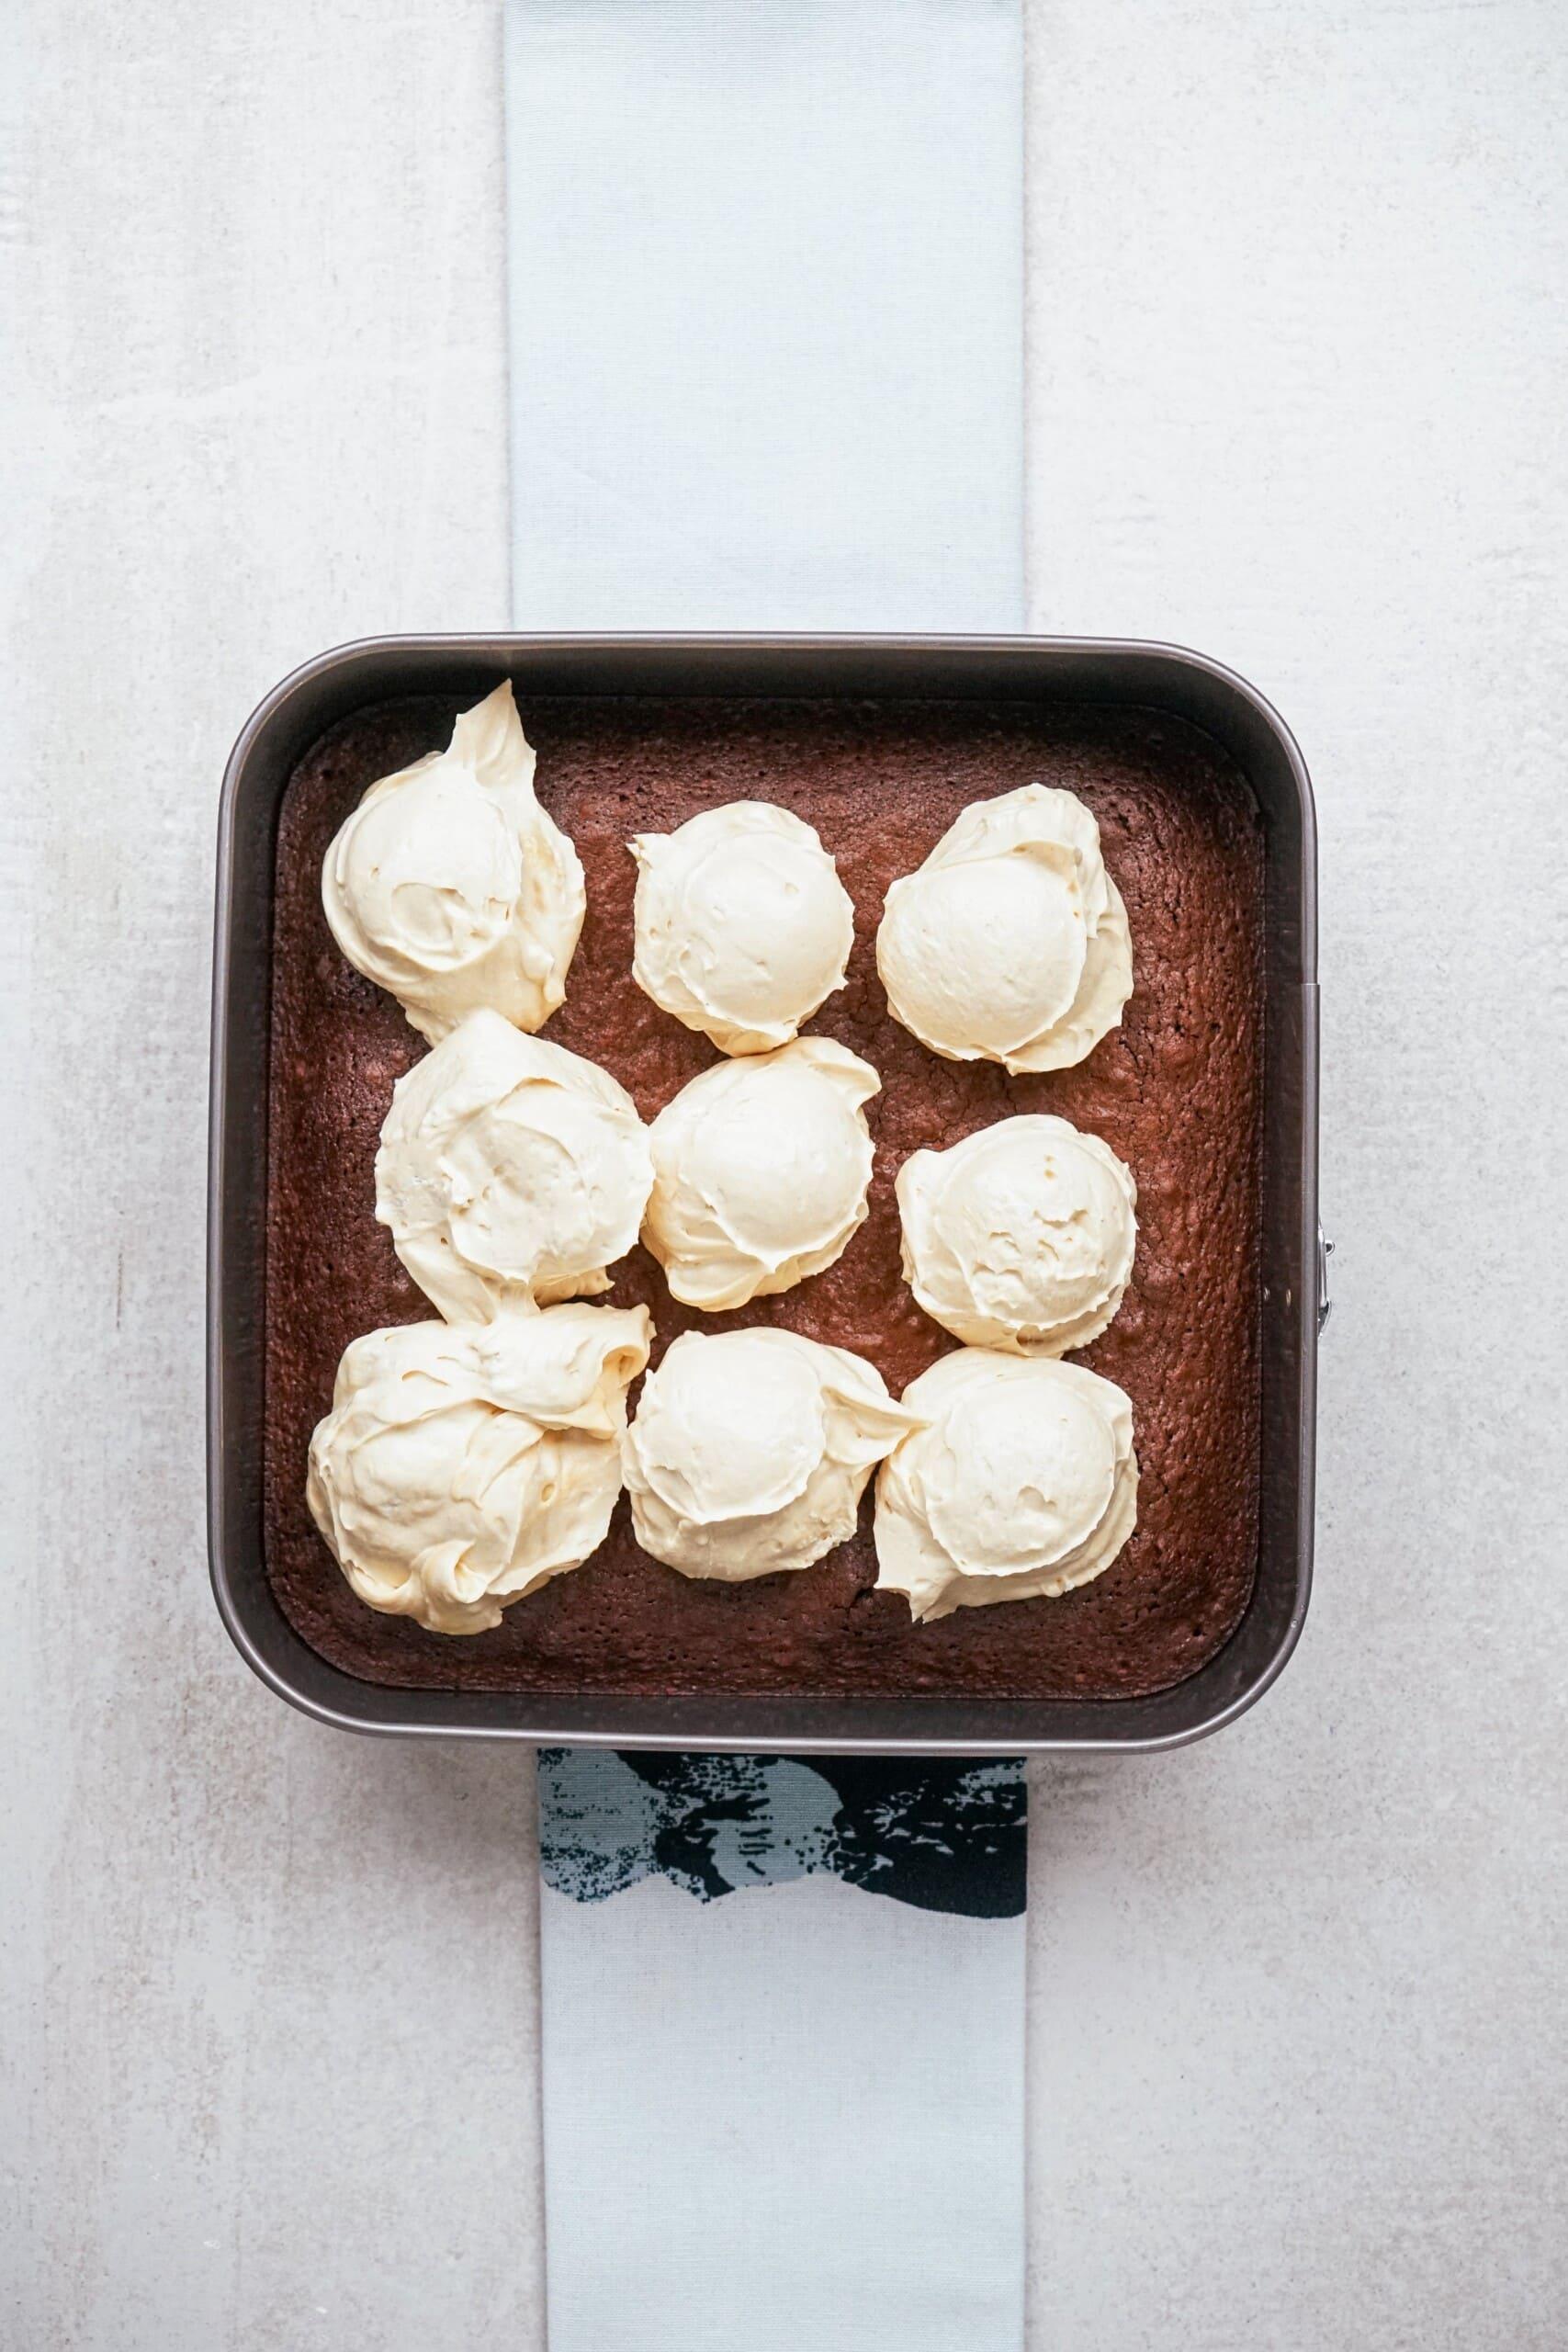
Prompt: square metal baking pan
<box><xmin>209</xmin><ymin>633</ymin><xmax>1319</xmax><ymax>1754</ymax></box>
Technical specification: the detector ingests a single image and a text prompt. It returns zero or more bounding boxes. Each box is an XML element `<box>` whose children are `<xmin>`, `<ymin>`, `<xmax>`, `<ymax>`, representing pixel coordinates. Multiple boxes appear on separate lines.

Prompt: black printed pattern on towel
<box><xmin>537</xmin><ymin>1749</ymin><xmax>1025</xmax><ymax>1918</ymax></box>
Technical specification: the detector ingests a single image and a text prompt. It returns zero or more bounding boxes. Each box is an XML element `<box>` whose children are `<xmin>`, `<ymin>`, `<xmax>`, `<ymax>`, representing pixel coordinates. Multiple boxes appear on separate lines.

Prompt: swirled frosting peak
<box><xmin>874</xmin><ymin>1350</ymin><xmax>1137</xmax><ymax>1620</ymax></box>
<box><xmin>321</xmin><ymin>682</ymin><xmax>585</xmax><ymax>1043</ymax></box>
<box><xmin>897</xmin><ymin>1114</ymin><xmax>1136</xmax><ymax>1355</ymax></box>
<box><xmin>642</xmin><ymin>1036</ymin><xmax>878</xmax><ymax>1309</ymax></box>
<box><xmin>631</xmin><ymin>801</ymin><xmax>855</xmax><ymax>1054</ymax></box>
<box><xmin>876</xmin><ymin>784</ymin><xmax>1132</xmax><ymax>1072</ymax></box>
<box><xmin>307</xmin><ymin>1305</ymin><xmax>651</xmax><ymax>1634</ymax></box>
<box><xmin>623</xmin><ymin>1328</ymin><xmax>922</xmax><ymax>1580</ymax></box>
<box><xmin>375</xmin><ymin>1009</ymin><xmax>654</xmax><ymax>1321</ymax></box>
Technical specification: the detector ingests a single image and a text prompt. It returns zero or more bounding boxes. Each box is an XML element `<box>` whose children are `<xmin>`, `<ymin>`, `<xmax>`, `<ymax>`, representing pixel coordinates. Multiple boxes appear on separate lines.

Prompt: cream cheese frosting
<box><xmin>631</xmin><ymin>801</ymin><xmax>855</xmax><ymax>1054</ymax></box>
<box><xmin>321</xmin><ymin>681</ymin><xmax>585</xmax><ymax>1043</ymax></box>
<box><xmin>623</xmin><ymin>1328</ymin><xmax>922</xmax><ymax>1581</ymax></box>
<box><xmin>642</xmin><ymin>1036</ymin><xmax>878</xmax><ymax>1309</ymax></box>
<box><xmin>375</xmin><ymin>1009</ymin><xmax>653</xmax><ymax>1321</ymax></box>
<box><xmin>875</xmin><ymin>783</ymin><xmax>1132</xmax><ymax>1072</ymax></box>
<box><xmin>307</xmin><ymin>1304</ymin><xmax>651</xmax><ymax>1634</ymax></box>
<box><xmin>874</xmin><ymin>1350</ymin><xmax>1137</xmax><ymax>1620</ymax></box>
<box><xmin>897</xmin><ymin>1114</ymin><xmax>1136</xmax><ymax>1356</ymax></box>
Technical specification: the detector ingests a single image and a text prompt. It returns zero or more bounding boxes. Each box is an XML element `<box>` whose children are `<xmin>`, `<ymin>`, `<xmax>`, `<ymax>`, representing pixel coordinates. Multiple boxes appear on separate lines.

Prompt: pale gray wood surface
<box><xmin>1022</xmin><ymin>4</ymin><xmax>1567</xmax><ymax>2345</ymax></box>
<box><xmin>5</xmin><ymin>2</ymin><xmax>1564</xmax><ymax>2345</ymax></box>
<box><xmin>4</xmin><ymin>7</ymin><xmax>544</xmax><ymax>2346</ymax></box>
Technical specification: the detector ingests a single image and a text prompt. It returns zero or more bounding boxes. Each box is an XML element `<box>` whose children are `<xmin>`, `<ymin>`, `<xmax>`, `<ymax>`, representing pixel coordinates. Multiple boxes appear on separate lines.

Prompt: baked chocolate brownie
<box><xmin>265</xmin><ymin>694</ymin><xmax>1264</xmax><ymax>1698</ymax></box>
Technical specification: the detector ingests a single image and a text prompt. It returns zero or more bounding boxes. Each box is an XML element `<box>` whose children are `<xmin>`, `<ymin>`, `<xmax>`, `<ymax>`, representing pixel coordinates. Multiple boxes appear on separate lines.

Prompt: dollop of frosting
<box><xmin>307</xmin><ymin>1305</ymin><xmax>651</xmax><ymax>1634</ymax></box>
<box><xmin>897</xmin><ymin>1114</ymin><xmax>1136</xmax><ymax>1356</ymax></box>
<box><xmin>643</xmin><ymin>1037</ymin><xmax>878</xmax><ymax>1309</ymax></box>
<box><xmin>623</xmin><ymin>1328</ymin><xmax>922</xmax><ymax>1580</ymax></box>
<box><xmin>321</xmin><ymin>682</ymin><xmax>585</xmax><ymax>1043</ymax></box>
<box><xmin>375</xmin><ymin>1009</ymin><xmax>654</xmax><ymax>1321</ymax></box>
<box><xmin>876</xmin><ymin>784</ymin><xmax>1132</xmax><ymax>1071</ymax></box>
<box><xmin>631</xmin><ymin>801</ymin><xmax>855</xmax><ymax>1054</ymax></box>
<box><xmin>874</xmin><ymin>1351</ymin><xmax>1137</xmax><ymax>1620</ymax></box>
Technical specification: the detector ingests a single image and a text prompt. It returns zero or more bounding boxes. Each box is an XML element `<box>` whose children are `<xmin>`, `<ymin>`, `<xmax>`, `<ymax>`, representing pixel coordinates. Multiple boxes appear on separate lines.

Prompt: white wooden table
<box><xmin>6</xmin><ymin>3</ymin><xmax>1564</xmax><ymax>2342</ymax></box>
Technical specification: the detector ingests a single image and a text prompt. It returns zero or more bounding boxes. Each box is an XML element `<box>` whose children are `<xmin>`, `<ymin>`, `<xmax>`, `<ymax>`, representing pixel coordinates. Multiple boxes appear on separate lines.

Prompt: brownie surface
<box><xmin>265</xmin><ymin>694</ymin><xmax>1264</xmax><ymax>1698</ymax></box>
